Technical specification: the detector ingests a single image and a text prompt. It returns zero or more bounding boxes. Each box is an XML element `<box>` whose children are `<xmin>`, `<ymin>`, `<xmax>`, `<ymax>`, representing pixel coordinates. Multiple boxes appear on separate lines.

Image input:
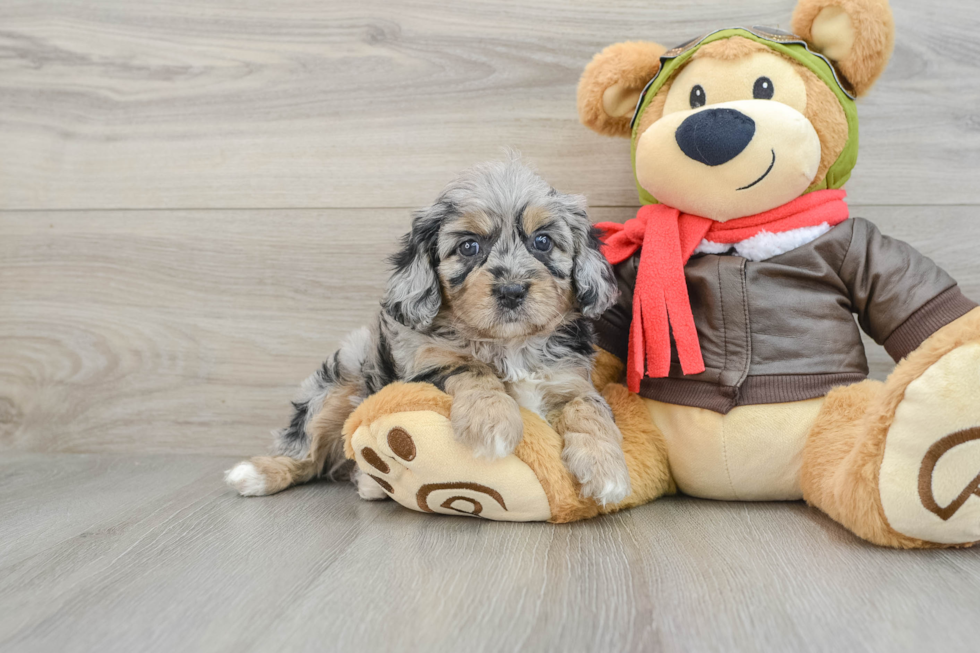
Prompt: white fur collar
<box><xmin>693</xmin><ymin>223</ymin><xmax>833</xmax><ymax>262</ymax></box>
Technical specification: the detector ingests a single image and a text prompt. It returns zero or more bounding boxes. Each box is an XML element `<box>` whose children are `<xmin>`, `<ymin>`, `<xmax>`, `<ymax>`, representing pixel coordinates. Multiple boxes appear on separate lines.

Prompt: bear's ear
<box><xmin>792</xmin><ymin>0</ymin><xmax>895</xmax><ymax>97</ymax></box>
<box><xmin>578</xmin><ymin>41</ymin><xmax>667</xmax><ymax>137</ymax></box>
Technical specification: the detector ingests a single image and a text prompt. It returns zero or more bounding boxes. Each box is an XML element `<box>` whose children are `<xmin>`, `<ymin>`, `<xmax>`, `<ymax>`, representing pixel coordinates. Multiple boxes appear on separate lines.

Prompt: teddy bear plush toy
<box><xmin>338</xmin><ymin>0</ymin><xmax>980</xmax><ymax>548</ymax></box>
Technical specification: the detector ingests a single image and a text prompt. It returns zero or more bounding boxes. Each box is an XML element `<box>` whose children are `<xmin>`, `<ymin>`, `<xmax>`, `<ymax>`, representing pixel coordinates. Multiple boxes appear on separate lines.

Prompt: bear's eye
<box><xmin>458</xmin><ymin>240</ymin><xmax>480</xmax><ymax>257</ymax></box>
<box><xmin>689</xmin><ymin>85</ymin><xmax>706</xmax><ymax>109</ymax></box>
<box><xmin>753</xmin><ymin>76</ymin><xmax>774</xmax><ymax>100</ymax></box>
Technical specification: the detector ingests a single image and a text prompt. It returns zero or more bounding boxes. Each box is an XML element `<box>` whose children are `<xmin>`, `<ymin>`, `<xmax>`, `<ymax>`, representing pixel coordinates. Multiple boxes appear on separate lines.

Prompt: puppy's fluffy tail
<box><xmin>225</xmin><ymin>456</ymin><xmax>321</xmax><ymax>497</ymax></box>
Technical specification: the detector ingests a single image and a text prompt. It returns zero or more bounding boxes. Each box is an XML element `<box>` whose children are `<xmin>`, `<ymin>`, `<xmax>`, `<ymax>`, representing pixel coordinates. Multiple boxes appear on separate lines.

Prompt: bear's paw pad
<box><xmin>348</xmin><ymin>411</ymin><xmax>552</xmax><ymax>522</ymax></box>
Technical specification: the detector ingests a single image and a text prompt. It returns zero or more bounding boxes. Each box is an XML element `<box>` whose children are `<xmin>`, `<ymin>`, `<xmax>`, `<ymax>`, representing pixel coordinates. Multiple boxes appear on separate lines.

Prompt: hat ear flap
<box><xmin>578</xmin><ymin>41</ymin><xmax>667</xmax><ymax>138</ymax></box>
<box><xmin>792</xmin><ymin>0</ymin><xmax>895</xmax><ymax>97</ymax></box>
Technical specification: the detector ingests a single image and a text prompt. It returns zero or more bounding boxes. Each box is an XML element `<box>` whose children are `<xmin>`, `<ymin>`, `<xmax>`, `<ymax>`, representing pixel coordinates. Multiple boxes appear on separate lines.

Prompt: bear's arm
<box><xmin>838</xmin><ymin>218</ymin><xmax>978</xmax><ymax>361</ymax></box>
<box><xmin>594</xmin><ymin>254</ymin><xmax>638</xmax><ymax>363</ymax></box>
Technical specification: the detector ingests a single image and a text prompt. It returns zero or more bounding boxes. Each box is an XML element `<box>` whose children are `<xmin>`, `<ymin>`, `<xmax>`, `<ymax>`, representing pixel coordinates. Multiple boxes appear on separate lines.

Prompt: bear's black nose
<box><xmin>675</xmin><ymin>108</ymin><xmax>756</xmax><ymax>166</ymax></box>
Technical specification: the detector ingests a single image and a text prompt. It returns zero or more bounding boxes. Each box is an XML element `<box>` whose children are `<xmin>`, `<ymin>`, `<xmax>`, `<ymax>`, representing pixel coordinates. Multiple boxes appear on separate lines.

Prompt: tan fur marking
<box><xmin>445</xmin><ymin>261</ymin><xmax>571</xmax><ymax>340</ymax></box>
<box><xmin>456</xmin><ymin>211</ymin><xmax>495</xmax><ymax>237</ymax></box>
<box><xmin>436</xmin><ymin>200</ymin><xmax>583</xmax><ymax>341</ymax></box>
<box><xmin>243</xmin><ymin>456</ymin><xmax>320</xmax><ymax>495</ymax></box>
<box><xmin>448</xmin><ymin>268</ymin><xmax>499</xmax><ymax>336</ymax></box>
<box><xmin>521</xmin><ymin>206</ymin><xmax>553</xmax><ymax>235</ymax></box>
<box><xmin>527</xmin><ymin>275</ymin><xmax>575</xmax><ymax>333</ymax></box>
<box><xmin>306</xmin><ymin>382</ymin><xmax>360</xmax><ymax>477</ymax></box>
<box><xmin>234</xmin><ymin>382</ymin><xmax>360</xmax><ymax>496</ymax></box>
<box><xmin>443</xmin><ymin>364</ymin><xmax>506</xmax><ymax>395</ymax></box>
<box><xmin>412</xmin><ymin>347</ymin><xmax>470</xmax><ymax>372</ymax></box>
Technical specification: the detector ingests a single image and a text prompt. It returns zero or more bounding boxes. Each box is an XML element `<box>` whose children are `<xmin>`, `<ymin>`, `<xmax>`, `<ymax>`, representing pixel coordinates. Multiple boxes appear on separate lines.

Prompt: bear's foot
<box><xmin>879</xmin><ymin>343</ymin><xmax>980</xmax><ymax>544</ymax></box>
<box><xmin>347</xmin><ymin>409</ymin><xmax>553</xmax><ymax>522</ymax></box>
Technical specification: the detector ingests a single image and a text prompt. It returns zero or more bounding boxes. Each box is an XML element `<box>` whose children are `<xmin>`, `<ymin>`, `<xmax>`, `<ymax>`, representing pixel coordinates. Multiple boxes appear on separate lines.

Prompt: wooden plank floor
<box><xmin>1</xmin><ymin>453</ymin><xmax>978</xmax><ymax>653</ymax></box>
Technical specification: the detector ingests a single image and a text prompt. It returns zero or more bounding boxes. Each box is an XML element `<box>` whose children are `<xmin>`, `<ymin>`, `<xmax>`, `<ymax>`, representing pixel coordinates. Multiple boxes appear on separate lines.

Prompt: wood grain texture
<box><xmin>0</xmin><ymin>208</ymin><xmax>405</xmax><ymax>454</ymax></box>
<box><xmin>2</xmin><ymin>205</ymin><xmax>978</xmax><ymax>455</ymax></box>
<box><xmin>1</xmin><ymin>0</ymin><xmax>980</xmax><ymax>209</ymax></box>
<box><xmin>0</xmin><ymin>453</ymin><xmax>978</xmax><ymax>653</ymax></box>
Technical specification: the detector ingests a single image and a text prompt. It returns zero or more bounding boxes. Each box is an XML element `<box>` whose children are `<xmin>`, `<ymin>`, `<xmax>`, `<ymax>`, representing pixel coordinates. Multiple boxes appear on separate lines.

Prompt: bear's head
<box><xmin>578</xmin><ymin>0</ymin><xmax>895</xmax><ymax>221</ymax></box>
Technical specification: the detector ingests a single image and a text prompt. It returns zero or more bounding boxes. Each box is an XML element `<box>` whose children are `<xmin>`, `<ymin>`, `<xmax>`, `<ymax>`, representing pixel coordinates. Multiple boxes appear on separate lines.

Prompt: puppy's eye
<box><xmin>458</xmin><ymin>240</ymin><xmax>480</xmax><ymax>257</ymax></box>
<box><xmin>689</xmin><ymin>85</ymin><xmax>706</xmax><ymax>109</ymax></box>
<box><xmin>532</xmin><ymin>234</ymin><xmax>553</xmax><ymax>252</ymax></box>
<box><xmin>753</xmin><ymin>76</ymin><xmax>774</xmax><ymax>100</ymax></box>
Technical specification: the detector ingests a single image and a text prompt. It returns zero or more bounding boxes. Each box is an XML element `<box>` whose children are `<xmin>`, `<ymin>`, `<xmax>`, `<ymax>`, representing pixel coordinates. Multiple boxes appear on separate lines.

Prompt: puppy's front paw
<box><xmin>450</xmin><ymin>391</ymin><xmax>524</xmax><ymax>459</ymax></box>
<box><xmin>561</xmin><ymin>432</ymin><xmax>632</xmax><ymax>506</ymax></box>
<box><xmin>224</xmin><ymin>461</ymin><xmax>269</xmax><ymax>496</ymax></box>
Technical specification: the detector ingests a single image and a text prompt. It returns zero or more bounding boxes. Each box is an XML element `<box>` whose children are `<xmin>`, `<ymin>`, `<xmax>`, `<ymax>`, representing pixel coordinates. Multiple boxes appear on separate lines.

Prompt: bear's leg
<box><xmin>339</xmin><ymin>381</ymin><xmax>674</xmax><ymax>522</ymax></box>
<box><xmin>802</xmin><ymin>308</ymin><xmax>980</xmax><ymax>548</ymax></box>
<box><xmin>800</xmin><ymin>379</ymin><xmax>902</xmax><ymax>545</ymax></box>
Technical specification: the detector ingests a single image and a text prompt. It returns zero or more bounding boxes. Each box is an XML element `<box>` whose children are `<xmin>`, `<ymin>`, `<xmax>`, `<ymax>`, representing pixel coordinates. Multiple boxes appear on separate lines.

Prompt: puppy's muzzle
<box><xmin>494</xmin><ymin>283</ymin><xmax>529</xmax><ymax>310</ymax></box>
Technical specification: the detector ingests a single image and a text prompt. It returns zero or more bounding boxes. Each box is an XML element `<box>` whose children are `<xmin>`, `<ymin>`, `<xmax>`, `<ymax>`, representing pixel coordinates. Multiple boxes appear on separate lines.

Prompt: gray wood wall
<box><xmin>2</xmin><ymin>0</ymin><xmax>979</xmax><ymax>456</ymax></box>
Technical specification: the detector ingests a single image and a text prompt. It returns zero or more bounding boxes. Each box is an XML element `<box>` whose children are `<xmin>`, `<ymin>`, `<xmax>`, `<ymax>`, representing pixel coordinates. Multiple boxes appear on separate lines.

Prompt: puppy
<box><xmin>225</xmin><ymin>159</ymin><xmax>631</xmax><ymax>505</ymax></box>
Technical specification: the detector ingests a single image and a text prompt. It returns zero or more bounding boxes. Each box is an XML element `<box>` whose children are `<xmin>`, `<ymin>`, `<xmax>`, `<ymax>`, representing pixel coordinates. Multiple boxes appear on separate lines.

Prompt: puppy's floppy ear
<box><xmin>578</xmin><ymin>41</ymin><xmax>667</xmax><ymax>138</ymax></box>
<box><xmin>792</xmin><ymin>0</ymin><xmax>894</xmax><ymax>97</ymax></box>
<box><xmin>382</xmin><ymin>200</ymin><xmax>452</xmax><ymax>329</ymax></box>
<box><xmin>555</xmin><ymin>192</ymin><xmax>618</xmax><ymax>319</ymax></box>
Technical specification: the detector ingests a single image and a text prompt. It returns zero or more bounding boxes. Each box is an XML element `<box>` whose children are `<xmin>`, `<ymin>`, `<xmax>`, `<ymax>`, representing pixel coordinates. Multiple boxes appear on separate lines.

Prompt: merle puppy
<box><xmin>225</xmin><ymin>159</ymin><xmax>631</xmax><ymax>505</ymax></box>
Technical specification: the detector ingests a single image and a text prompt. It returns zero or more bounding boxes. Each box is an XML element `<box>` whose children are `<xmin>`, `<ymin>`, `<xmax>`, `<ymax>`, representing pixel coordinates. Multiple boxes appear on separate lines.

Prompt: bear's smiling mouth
<box><xmin>736</xmin><ymin>149</ymin><xmax>776</xmax><ymax>191</ymax></box>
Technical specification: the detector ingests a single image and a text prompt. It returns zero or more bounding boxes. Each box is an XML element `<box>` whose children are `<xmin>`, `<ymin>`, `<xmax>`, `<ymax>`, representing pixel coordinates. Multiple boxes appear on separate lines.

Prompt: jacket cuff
<box><xmin>883</xmin><ymin>286</ymin><xmax>978</xmax><ymax>361</ymax></box>
<box><xmin>595</xmin><ymin>316</ymin><xmax>629</xmax><ymax>362</ymax></box>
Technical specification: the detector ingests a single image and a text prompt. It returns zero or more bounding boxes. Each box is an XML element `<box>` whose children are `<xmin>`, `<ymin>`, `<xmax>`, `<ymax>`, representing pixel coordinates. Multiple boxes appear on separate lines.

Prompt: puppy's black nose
<box><xmin>494</xmin><ymin>283</ymin><xmax>528</xmax><ymax>309</ymax></box>
<box><xmin>675</xmin><ymin>108</ymin><xmax>756</xmax><ymax>166</ymax></box>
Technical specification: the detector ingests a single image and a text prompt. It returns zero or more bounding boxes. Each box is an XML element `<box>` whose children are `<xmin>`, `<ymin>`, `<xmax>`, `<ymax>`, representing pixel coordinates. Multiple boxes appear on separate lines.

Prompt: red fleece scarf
<box><xmin>596</xmin><ymin>189</ymin><xmax>849</xmax><ymax>392</ymax></box>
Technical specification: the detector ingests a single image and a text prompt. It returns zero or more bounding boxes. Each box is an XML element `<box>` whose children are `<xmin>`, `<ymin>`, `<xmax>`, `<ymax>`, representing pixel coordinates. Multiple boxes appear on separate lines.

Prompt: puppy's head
<box><xmin>382</xmin><ymin>159</ymin><xmax>617</xmax><ymax>339</ymax></box>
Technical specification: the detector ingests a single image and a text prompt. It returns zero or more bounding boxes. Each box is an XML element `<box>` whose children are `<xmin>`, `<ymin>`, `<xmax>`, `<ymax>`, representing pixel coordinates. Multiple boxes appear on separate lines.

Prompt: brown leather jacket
<box><xmin>596</xmin><ymin>218</ymin><xmax>977</xmax><ymax>413</ymax></box>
